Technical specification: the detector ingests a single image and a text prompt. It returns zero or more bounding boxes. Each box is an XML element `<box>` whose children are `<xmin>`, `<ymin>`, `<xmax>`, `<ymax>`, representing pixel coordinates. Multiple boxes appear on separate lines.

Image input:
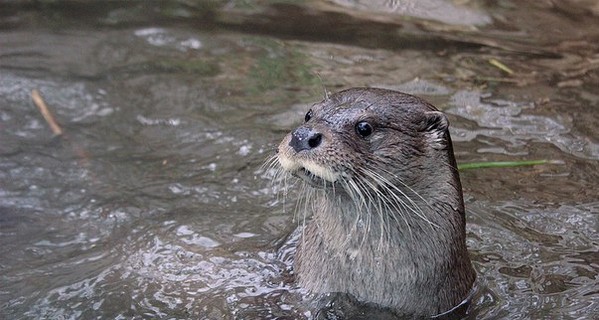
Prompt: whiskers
<box><xmin>264</xmin><ymin>152</ymin><xmax>437</xmax><ymax>255</ymax></box>
<box><xmin>262</xmin><ymin>154</ymin><xmax>291</xmax><ymax>217</ymax></box>
<box><xmin>337</xmin><ymin>162</ymin><xmax>439</xmax><ymax>251</ymax></box>
<box><xmin>263</xmin><ymin>153</ymin><xmax>318</xmax><ymax>228</ymax></box>
<box><xmin>361</xmin><ymin>163</ymin><xmax>438</xmax><ymax>229</ymax></box>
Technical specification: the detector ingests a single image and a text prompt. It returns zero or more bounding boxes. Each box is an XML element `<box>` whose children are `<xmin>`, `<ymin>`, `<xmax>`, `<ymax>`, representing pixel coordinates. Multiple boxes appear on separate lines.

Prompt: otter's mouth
<box><xmin>278</xmin><ymin>152</ymin><xmax>340</xmax><ymax>188</ymax></box>
<box><xmin>293</xmin><ymin>168</ymin><xmax>330</xmax><ymax>188</ymax></box>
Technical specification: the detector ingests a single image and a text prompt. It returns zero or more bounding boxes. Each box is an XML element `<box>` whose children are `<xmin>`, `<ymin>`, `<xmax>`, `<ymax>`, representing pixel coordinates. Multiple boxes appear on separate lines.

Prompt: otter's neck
<box><xmin>294</xmin><ymin>163</ymin><xmax>476</xmax><ymax>317</ymax></box>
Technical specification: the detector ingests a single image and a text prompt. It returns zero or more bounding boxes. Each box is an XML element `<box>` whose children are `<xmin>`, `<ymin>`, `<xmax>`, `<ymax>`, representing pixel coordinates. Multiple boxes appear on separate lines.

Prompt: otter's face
<box><xmin>277</xmin><ymin>88</ymin><xmax>451</xmax><ymax>190</ymax></box>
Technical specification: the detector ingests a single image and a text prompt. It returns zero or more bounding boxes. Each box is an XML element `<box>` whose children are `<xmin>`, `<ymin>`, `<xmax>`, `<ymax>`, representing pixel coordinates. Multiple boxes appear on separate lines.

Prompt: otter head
<box><xmin>277</xmin><ymin>87</ymin><xmax>461</xmax><ymax>209</ymax></box>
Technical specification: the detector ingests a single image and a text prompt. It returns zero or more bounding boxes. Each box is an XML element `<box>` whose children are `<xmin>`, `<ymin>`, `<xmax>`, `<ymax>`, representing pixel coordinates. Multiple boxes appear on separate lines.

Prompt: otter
<box><xmin>275</xmin><ymin>87</ymin><xmax>476</xmax><ymax>318</ymax></box>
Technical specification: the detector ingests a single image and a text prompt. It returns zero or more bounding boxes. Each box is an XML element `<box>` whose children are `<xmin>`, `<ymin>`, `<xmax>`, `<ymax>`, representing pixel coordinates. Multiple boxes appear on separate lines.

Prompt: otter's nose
<box><xmin>289</xmin><ymin>127</ymin><xmax>323</xmax><ymax>153</ymax></box>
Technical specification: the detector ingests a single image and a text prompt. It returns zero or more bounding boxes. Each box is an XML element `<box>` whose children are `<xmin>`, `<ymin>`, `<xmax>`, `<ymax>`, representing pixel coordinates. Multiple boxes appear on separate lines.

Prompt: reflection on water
<box><xmin>1</xmin><ymin>0</ymin><xmax>598</xmax><ymax>319</ymax></box>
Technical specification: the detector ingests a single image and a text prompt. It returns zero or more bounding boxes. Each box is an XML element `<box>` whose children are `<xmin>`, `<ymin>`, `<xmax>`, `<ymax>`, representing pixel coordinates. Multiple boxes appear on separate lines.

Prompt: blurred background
<box><xmin>1</xmin><ymin>0</ymin><xmax>598</xmax><ymax>318</ymax></box>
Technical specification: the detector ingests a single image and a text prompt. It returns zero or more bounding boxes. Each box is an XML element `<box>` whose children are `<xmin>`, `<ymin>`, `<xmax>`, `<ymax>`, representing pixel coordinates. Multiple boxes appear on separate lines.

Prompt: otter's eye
<box><xmin>355</xmin><ymin>121</ymin><xmax>373</xmax><ymax>138</ymax></box>
<box><xmin>304</xmin><ymin>110</ymin><xmax>313</xmax><ymax>122</ymax></box>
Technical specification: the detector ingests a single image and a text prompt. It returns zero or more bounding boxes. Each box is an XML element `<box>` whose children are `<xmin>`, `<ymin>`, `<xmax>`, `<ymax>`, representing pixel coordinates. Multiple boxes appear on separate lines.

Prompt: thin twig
<box><xmin>31</xmin><ymin>89</ymin><xmax>64</xmax><ymax>136</ymax></box>
<box><xmin>488</xmin><ymin>58</ymin><xmax>514</xmax><ymax>75</ymax></box>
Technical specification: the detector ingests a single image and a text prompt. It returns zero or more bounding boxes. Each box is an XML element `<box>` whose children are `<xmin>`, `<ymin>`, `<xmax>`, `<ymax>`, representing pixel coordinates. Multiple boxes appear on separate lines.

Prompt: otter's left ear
<box><xmin>422</xmin><ymin>111</ymin><xmax>449</xmax><ymax>149</ymax></box>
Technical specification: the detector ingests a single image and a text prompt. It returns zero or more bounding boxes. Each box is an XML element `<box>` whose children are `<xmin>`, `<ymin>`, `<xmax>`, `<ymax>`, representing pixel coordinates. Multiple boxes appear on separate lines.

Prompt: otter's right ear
<box><xmin>421</xmin><ymin>111</ymin><xmax>449</xmax><ymax>149</ymax></box>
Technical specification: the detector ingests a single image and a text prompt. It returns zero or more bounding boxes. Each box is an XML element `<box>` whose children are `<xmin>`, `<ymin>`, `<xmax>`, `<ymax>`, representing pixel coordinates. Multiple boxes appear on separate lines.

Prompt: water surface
<box><xmin>1</xmin><ymin>1</ymin><xmax>598</xmax><ymax>319</ymax></box>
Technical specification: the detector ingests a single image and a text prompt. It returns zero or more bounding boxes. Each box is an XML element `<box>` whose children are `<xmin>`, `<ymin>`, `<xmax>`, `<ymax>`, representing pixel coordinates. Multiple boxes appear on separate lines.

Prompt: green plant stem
<box><xmin>457</xmin><ymin>160</ymin><xmax>557</xmax><ymax>171</ymax></box>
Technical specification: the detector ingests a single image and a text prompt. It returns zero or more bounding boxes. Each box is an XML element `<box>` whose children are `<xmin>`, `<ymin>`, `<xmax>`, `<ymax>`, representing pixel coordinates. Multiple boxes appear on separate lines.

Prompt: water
<box><xmin>1</xmin><ymin>1</ymin><xmax>598</xmax><ymax>319</ymax></box>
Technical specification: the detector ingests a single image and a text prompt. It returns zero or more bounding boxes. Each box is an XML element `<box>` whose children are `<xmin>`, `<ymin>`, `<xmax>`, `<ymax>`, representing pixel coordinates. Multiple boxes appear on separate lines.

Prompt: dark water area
<box><xmin>1</xmin><ymin>0</ymin><xmax>598</xmax><ymax>319</ymax></box>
